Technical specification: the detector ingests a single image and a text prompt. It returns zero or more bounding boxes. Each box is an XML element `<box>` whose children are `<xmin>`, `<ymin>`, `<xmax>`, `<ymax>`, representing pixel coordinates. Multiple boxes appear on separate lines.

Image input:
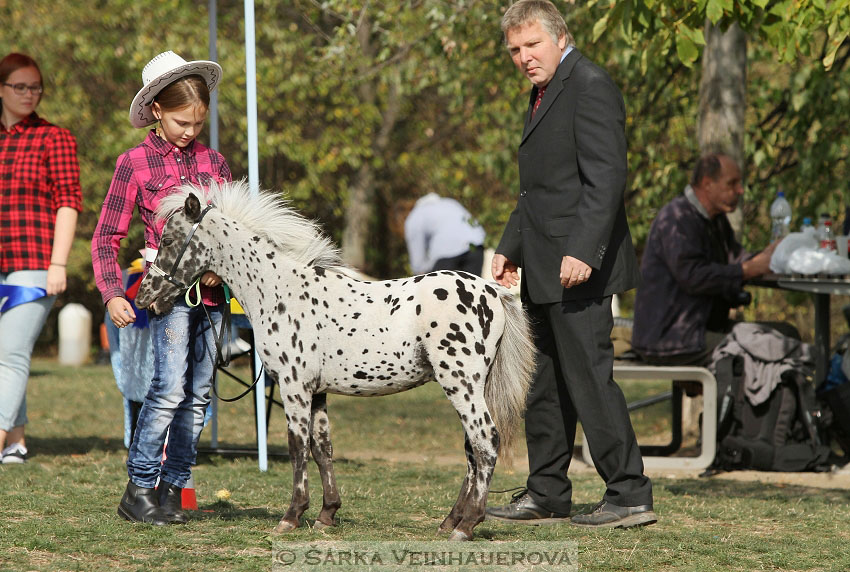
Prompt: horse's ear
<box><xmin>185</xmin><ymin>193</ymin><xmax>202</xmax><ymax>221</ymax></box>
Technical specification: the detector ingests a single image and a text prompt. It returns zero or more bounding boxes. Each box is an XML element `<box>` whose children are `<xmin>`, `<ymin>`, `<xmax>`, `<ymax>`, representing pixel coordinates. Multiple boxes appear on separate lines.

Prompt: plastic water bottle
<box><xmin>769</xmin><ymin>190</ymin><xmax>792</xmax><ymax>241</ymax></box>
<box><xmin>820</xmin><ymin>218</ymin><xmax>838</xmax><ymax>253</ymax></box>
<box><xmin>801</xmin><ymin>217</ymin><xmax>815</xmax><ymax>236</ymax></box>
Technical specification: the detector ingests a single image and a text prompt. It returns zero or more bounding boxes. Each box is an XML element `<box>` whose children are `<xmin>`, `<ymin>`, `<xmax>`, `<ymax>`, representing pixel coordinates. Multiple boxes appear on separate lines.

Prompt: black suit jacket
<box><xmin>496</xmin><ymin>50</ymin><xmax>639</xmax><ymax>304</ymax></box>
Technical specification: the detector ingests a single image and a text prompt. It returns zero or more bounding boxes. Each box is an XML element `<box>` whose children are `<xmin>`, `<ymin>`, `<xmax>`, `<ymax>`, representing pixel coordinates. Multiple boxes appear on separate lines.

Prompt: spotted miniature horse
<box><xmin>135</xmin><ymin>180</ymin><xmax>535</xmax><ymax>540</ymax></box>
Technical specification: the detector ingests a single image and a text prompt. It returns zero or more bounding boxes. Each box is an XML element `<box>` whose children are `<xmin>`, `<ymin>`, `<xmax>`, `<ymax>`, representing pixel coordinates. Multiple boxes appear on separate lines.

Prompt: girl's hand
<box><xmin>46</xmin><ymin>264</ymin><xmax>67</xmax><ymax>296</ymax></box>
<box><xmin>201</xmin><ymin>271</ymin><xmax>222</xmax><ymax>287</ymax></box>
<box><xmin>107</xmin><ymin>297</ymin><xmax>136</xmax><ymax>328</ymax></box>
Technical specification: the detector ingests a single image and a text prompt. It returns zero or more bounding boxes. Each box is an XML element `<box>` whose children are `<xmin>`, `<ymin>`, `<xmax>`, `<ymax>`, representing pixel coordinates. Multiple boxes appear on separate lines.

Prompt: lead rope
<box><xmin>187</xmin><ymin>278</ymin><xmax>266</xmax><ymax>402</ymax></box>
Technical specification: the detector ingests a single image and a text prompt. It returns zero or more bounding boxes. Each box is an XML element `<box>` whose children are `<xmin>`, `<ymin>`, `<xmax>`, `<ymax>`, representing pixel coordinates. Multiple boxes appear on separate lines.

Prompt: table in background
<box><xmin>752</xmin><ymin>273</ymin><xmax>850</xmax><ymax>383</ymax></box>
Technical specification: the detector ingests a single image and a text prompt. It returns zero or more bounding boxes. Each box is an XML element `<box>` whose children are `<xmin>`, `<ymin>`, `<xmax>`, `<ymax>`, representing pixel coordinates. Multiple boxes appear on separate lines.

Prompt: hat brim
<box><xmin>128</xmin><ymin>60</ymin><xmax>222</xmax><ymax>128</ymax></box>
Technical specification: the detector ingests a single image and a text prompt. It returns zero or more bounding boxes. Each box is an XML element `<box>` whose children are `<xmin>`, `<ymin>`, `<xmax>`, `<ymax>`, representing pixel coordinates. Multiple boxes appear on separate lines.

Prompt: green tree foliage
<box><xmin>592</xmin><ymin>0</ymin><xmax>850</xmax><ymax>70</ymax></box>
<box><xmin>592</xmin><ymin>0</ymin><xmax>850</xmax><ymax>250</ymax></box>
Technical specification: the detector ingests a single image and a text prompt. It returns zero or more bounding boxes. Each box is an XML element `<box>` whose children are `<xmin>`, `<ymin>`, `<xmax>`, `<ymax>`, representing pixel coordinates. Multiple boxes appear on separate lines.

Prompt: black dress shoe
<box><xmin>117</xmin><ymin>481</ymin><xmax>168</xmax><ymax>525</ymax></box>
<box><xmin>485</xmin><ymin>490</ymin><xmax>571</xmax><ymax>524</ymax></box>
<box><xmin>570</xmin><ymin>500</ymin><xmax>657</xmax><ymax>528</ymax></box>
<box><xmin>157</xmin><ymin>482</ymin><xmax>189</xmax><ymax>524</ymax></box>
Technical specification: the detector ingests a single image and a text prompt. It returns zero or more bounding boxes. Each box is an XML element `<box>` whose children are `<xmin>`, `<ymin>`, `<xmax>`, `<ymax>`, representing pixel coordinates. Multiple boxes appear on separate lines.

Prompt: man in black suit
<box><xmin>485</xmin><ymin>0</ymin><xmax>655</xmax><ymax>528</ymax></box>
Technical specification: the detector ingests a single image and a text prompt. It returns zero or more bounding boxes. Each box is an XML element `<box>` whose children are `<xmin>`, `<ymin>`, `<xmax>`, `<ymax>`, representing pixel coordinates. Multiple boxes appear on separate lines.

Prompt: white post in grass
<box><xmin>244</xmin><ymin>0</ymin><xmax>268</xmax><ymax>472</ymax></box>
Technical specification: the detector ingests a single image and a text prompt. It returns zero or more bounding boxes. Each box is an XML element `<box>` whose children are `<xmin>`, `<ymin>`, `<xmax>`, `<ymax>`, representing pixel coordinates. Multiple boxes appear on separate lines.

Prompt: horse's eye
<box><xmin>161</xmin><ymin>238</ymin><xmax>174</xmax><ymax>247</ymax></box>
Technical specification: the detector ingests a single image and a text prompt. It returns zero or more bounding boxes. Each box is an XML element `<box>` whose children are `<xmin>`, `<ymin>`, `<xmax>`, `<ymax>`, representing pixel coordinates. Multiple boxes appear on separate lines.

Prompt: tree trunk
<box><xmin>698</xmin><ymin>20</ymin><xmax>747</xmax><ymax>235</ymax></box>
<box><xmin>340</xmin><ymin>8</ymin><xmax>402</xmax><ymax>270</ymax></box>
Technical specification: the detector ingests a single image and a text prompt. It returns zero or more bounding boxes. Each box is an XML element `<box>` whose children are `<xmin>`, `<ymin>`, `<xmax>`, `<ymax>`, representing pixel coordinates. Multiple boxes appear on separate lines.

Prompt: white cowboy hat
<box><xmin>128</xmin><ymin>51</ymin><xmax>222</xmax><ymax>128</ymax></box>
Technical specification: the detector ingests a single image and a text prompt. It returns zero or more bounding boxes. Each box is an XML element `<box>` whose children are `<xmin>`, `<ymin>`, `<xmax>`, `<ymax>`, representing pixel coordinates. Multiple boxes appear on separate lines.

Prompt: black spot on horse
<box><xmin>314</xmin><ymin>266</ymin><xmax>326</xmax><ymax>277</ymax></box>
<box><xmin>455</xmin><ymin>279</ymin><xmax>475</xmax><ymax>308</ymax></box>
<box><xmin>434</xmin><ymin>288</ymin><xmax>448</xmax><ymax>300</ymax></box>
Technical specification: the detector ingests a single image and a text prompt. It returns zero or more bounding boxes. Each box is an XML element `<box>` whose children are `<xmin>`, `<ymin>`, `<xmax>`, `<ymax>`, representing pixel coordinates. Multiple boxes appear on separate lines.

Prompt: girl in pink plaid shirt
<box><xmin>91</xmin><ymin>52</ymin><xmax>230</xmax><ymax>526</ymax></box>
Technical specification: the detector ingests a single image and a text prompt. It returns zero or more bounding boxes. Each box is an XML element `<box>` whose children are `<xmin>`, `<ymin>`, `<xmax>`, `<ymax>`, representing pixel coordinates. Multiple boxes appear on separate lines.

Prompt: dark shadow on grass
<box><xmin>191</xmin><ymin>501</ymin><xmax>281</xmax><ymax>522</ymax></box>
<box><xmin>661</xmin><ymin>477</ymin><xmax>850</xmax><ymax>502</ymax></box>
<box><xmin>26</xmin><ymin>435</ymin><xmax>127</xmax><ymax>456</ymax></box>
<box><xmin>195</xmin><ymin>447</ymin><xmax>290</xmax><ymax>465</ymax></box>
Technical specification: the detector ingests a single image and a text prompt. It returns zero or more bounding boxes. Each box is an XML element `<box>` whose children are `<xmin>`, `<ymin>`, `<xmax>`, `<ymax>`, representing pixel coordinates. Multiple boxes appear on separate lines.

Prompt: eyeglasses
<box><xmin>2</xmin><ymin>83</ymin><xmax>44</xmax><ymax>96</ymax></box>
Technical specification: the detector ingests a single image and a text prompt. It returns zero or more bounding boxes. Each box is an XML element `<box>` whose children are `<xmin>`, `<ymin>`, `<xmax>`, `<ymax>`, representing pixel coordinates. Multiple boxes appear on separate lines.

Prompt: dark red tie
<box><xmin>532</xmin><ymin>86</ymin><xmax>546</xmax><ymax>117</ymax></box>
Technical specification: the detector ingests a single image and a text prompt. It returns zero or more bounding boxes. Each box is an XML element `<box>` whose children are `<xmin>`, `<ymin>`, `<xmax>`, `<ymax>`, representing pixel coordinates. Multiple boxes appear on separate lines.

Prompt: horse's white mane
<box><xmin>155</xmin><ymin>179</ymin><xmax>345</xmax><ymax>270</ymax></box>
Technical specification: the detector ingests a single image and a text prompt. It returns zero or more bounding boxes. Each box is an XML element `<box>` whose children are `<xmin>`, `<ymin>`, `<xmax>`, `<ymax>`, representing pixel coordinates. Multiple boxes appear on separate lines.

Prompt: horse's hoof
<box><xmin>273</xmin><ymin>520</ymin><xmax>298</xmax><ymax>534</ymax></box>
<box><xmin>448</xmin><ymin>529</ymin><xmax>471</xmax><ymax>541</ymax></box>
<box><xmin>313</xmin><ymin>520</ymin><xmax>332</xmax><ymax>531</ymax></box>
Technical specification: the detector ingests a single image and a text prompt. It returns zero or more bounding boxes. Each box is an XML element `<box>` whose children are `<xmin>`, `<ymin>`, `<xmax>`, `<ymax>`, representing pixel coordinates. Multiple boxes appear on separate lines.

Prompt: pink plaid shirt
<box><xmin>92</xmin><ymin>131</ymin><xmax>231</xmax><ymax>305</ymax></box>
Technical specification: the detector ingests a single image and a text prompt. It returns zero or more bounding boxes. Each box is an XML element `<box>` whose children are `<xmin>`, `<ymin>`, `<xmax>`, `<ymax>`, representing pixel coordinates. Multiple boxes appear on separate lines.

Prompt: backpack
<box><xmin>711</xmin><ymin>355</ymin><xmax>832</xmax><ymax>472</ymax></box>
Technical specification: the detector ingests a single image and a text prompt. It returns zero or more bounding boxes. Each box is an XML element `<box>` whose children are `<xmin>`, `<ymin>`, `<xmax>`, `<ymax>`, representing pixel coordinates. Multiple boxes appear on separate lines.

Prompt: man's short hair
<box><xmin>501</xmin><ymin>0</ymin><xmax>575</xmax><ymax>47</ymax></box>
<box><xmin>690</xmin><ymin>153</ymin><xmax>731</xmax><ymax>188</ymax></box>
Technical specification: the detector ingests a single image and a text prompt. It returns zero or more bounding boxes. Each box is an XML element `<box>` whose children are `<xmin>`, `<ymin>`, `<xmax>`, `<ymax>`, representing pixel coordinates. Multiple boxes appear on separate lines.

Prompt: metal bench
<box><xmin>581</xmin><ymin>364</ymin><xmax>718</xmax><ymax>470</ymax></box>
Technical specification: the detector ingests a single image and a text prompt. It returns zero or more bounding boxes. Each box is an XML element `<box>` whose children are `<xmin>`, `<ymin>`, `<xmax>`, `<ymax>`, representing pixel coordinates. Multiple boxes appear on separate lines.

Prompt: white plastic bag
<box><xmin>786</xmin><ymin>247</ymin><xmax>850</xmax><ymax>275</ymax></box>
<box><xmin>769</xmin><ymin>231</ymin><xmax>818</xmax><ymax>274</ymax></box>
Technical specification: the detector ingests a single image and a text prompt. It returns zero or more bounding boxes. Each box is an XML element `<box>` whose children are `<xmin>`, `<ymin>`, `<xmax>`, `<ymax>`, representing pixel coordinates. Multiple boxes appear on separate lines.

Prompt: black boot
<box><xmin>118</xmin><ymin>481</ymin><xmax>168</xmax><ymax>525</ymax></box>
<box><xmin>157</xmin><ymin>482</ymin><xmax>189</xmax><ymax>524</ymax></box>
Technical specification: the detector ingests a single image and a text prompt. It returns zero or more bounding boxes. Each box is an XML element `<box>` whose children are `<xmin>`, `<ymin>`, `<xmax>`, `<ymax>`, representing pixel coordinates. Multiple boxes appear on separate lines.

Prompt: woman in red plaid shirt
<box><xmin>0</xmin><ymin>53</ymin><xmax>82</xmax><ymax>465</ymax></box>
<box><xmin>91</xmin><ymin>52</ymin><xmax>231</xmax><ymax>526</ymax></box>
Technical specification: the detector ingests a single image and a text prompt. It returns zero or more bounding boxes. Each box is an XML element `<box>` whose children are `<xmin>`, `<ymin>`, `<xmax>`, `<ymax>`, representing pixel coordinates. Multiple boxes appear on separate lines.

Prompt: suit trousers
<box><xmin>524</xmin><ymin>296</ymin><xmax>652</xmax><ymax>513</ymax></box>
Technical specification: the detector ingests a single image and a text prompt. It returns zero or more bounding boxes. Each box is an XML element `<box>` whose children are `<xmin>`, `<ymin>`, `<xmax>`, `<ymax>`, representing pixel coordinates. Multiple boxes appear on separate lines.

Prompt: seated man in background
<box><xmin>399</xmin><ymin>193</ymin><xmax>485</xmax><ymax>276</ymax></box>
<box><xmin>632</xmin><ymin>152</ymin><xmax>778</xmax><ymax>366</ymax></box>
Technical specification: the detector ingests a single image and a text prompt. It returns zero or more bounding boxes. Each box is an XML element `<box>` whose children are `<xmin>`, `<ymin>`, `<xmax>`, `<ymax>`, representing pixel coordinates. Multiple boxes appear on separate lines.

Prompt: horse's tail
<box><xmin>485</xmin><ymin>289</ymin><xmax>536</xmax><ymax>462</ymax></box>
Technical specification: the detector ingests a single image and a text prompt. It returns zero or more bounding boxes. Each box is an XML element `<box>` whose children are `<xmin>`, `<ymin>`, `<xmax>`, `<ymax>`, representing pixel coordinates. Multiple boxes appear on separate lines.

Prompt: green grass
<box><xmin>2</xmin><ymin>359</ymin><xmax>850</xmax><ymax>571</ymax></box>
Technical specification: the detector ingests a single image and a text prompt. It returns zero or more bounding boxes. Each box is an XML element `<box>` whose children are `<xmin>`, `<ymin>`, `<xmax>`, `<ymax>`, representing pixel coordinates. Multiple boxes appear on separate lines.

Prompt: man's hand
<box><xmin>201</xmin><ymin>271</ymin><xmax>223</xmax><ymax>287</ymax></box>
<box><xmin>560</xmin><ymin>255</ymin><xmax>591</xmax><ymax>288</ymax></box>
<box><xmin>742</xmin><ymin>240</ymin><xmax>779</xmax><ymax>280</ymax></box>
<box><xmin>107</xmin><ymin>297</ymin><xmax>136</xmax><ymax>328</ymax></box>
<box><xmin>492</xmin><ymin>254</ymin><xmax>520</xmax><ymax>288</ymax></box>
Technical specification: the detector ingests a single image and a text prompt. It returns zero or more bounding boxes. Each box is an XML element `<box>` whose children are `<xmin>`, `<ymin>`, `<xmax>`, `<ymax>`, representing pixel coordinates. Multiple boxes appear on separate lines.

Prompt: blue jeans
<box><xmin>0</xmin><ymin>271</ymin><xmax>56</xmax><ymax>431</ymax></box>
<box><xmin>126</xmin><ymin>299</ymin><xmax>223</xmax><ymax>488</ymax></box>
